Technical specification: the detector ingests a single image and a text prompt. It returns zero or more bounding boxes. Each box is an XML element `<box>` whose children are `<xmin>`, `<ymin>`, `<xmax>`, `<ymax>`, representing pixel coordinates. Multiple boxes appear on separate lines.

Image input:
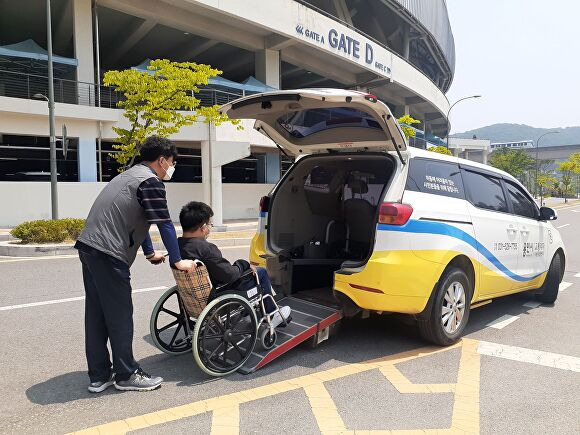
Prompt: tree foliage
<box><xmin>397</xmin><ymin>115</ymin><xmax>421</xmax><ymax>140</ymax></box>
<box><xmin>557</xmin><ymin>156</ymin><xmax>580</xmax><ymax>202</ymax></box>
<box><xmin>103</xmin><ymin>59</ymin><xmax>239</xmax><ymax>170</ymax></box>
<box><xmin>489</xmin><ymin>147</ymin><xmax>535</xmax><ymax>179</ymax></box>
<box><xmin>428</xmin><ymin>146</ymin><xmax>453</xmax><ymax>156</ymax></box>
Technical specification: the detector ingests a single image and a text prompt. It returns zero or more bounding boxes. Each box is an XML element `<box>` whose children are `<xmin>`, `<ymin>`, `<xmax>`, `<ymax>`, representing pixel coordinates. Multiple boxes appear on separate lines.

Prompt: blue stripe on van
<box><xmin>378</xmin><ymin>219</ymin><xmax>544</xmax><ymax>282</ymax></box>
<box><xmin>259</xmin><ymin>211</ymin><xmax>267</xmax><ymax>218</ymax></box>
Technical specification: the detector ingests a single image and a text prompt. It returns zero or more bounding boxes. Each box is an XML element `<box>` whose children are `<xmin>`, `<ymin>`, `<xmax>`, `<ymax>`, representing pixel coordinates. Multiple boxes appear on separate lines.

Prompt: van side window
<box><xmin>505</xmin><ymin>180</ymin><xmax>538</xmax><ymax>219</ymax></box>
<box><xmin>462</xmin><ymin>170</ymin><xmax>508</xmax><ymax>213</ymax></box>
<box><xmin>405</xmin><ymin>159</ymin><xmax>464</xmax><ymax>199</ymax></box>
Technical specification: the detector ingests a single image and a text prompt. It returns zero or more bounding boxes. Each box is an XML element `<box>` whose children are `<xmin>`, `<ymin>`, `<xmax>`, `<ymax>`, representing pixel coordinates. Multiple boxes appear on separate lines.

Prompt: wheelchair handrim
<box><xmin>193</xmin><ymin>294</ymin><xmax>258</xmax><ymax>376</ymax></box>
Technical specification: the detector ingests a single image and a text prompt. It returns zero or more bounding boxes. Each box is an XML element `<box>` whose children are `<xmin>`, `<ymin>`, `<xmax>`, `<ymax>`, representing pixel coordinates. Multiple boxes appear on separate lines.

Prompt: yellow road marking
<box><xmin>69</xmin><ymin>340</ymin><xmax>479</xmax><ymax>435</ymax></box>
<box><xmin>210</xmin><ymin>405</ymin><xmax>240</xmax><ymax>435</ymax></box>
<box><xmin>304</xmin><ymin>339</ymin><xmax>479</xmax><ymax>435</ymax></box>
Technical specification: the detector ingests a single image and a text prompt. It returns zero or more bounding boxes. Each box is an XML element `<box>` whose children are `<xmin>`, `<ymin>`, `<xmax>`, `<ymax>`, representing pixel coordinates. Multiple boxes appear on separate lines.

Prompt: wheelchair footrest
<box><xmin>237</xmin><ymin>297</ymin><xmax>341</xmax><ymax>374</ymax></box>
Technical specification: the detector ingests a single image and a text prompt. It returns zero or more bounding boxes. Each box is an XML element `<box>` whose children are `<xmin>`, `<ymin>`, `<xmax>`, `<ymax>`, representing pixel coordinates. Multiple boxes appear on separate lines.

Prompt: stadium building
<box><xmin>0</xmin><ymin>0</ymin><xmax>455</xmax><ymax>225</ymax></box>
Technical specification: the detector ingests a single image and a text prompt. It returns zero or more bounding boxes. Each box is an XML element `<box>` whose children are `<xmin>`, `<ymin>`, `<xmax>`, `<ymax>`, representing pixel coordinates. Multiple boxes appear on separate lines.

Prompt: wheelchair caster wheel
<box><xmin>260</xmin><ymin>328</ymin><xmax>277</xmax><ymax>350</ymax></box>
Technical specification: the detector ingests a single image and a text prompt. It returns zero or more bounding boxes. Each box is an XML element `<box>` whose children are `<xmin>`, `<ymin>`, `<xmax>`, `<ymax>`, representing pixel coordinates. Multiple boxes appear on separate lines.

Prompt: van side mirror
<box><xmin>539</xmin><ymin>207</ymin><xmax>557</xmax><ymax>221</ymax></box>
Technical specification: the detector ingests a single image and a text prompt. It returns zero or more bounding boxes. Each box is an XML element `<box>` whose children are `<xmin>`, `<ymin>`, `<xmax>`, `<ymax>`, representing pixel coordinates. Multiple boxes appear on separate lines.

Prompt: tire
<box><xmin>150</xmin><ymin>286</ymin><xmax>193</xmax><ymax>355</ymax></box>
<box><xmin>193</xmin><ymin>294</ymin><xmax>258</xmax><ymax>377</ymax></box>
<box><xmin>419</xmin><ymin>267</ymin><xmax>472</xmax><ymax>346</ymax></box>
<box><xmin>535</xmin><ymin>254</ymin><xmax>562</xmax><ymax>304</ymax></box>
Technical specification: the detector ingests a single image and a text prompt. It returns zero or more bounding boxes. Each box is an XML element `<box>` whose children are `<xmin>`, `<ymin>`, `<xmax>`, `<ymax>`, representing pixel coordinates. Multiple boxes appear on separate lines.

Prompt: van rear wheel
<box><xmin>419</xmin><ymin>268</ymin><xmax>471</xmax><ymax>346</ymax></box>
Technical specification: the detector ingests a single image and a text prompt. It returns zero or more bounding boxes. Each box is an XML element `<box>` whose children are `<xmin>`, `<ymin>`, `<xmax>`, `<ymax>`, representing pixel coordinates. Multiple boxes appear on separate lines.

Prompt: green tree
<box><xmin>537</xmin><ymin>173</ymin><xmax>557</xmax><ymax>206</ymax></box>
<box><xmin>397</xmin><ymin>115</ymin><xmax>421</xmax><ymax>140</ymax></box>
<box><xmin>557</xmin><ymin>160</ymin><xmax>577</xmax><ymax>203</ymax></box>
<box><xmin>428</xmin><ymin>146</ymin><xmax>453</xmax><ymax>156</ymax></box>
<box><xmin>103</xmin><ymin>59</ymin><xmax>238</xmax><ymax>170</ymax></box>
<box><xmin>489</xmin><ymin>147</ymin><xmax>535</xmax><ymax>179</ymax></box>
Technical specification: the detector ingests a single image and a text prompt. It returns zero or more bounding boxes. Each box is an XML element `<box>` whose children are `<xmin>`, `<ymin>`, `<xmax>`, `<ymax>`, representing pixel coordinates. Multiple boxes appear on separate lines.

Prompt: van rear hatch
<box><xmin>219</xmin><ymin>89</ymin><xmax>407</xmax><ymax>161</ymax></box>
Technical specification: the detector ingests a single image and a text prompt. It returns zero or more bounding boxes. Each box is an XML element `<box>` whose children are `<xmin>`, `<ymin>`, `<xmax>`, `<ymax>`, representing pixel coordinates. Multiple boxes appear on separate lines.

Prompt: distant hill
<box><xmin>452</xmin><ymin>124</ymin><xmax>580</xmax><ymax>147</ymax></box>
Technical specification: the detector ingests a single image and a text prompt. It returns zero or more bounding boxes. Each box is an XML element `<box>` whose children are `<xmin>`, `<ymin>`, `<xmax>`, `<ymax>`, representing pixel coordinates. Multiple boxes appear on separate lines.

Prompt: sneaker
<box><xmin>271</xmin><ymin>306</ymin><xmax>292</xmax><ymax>328</ymax></box>
<box><xmin>88</xmin><ymin>372</ymin><xmax>115</xmax><ymax>393</ymax></box>
<box><xmin>114</xmin><ymin>368</ymin><xmax>163</xmax><ymax>392</ymax></box>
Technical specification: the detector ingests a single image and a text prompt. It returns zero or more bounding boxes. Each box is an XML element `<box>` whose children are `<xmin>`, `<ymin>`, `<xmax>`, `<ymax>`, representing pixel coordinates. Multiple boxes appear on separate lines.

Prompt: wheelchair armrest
<box><xmin>213</xmin><ymin>269</ymin><xmax>254</xmax><ymax>293</ymax></box>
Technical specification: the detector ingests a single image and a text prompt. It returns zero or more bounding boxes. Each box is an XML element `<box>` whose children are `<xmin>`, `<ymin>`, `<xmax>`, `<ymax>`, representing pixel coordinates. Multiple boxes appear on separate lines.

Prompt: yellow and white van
<box><xmin>221</xmin><ymin>89</ymin><xmax>566</xmax><ymax>345</ymax></box>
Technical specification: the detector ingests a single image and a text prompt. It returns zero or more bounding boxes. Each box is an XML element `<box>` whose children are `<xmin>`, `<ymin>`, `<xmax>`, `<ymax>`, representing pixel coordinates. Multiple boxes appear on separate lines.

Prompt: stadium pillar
<box><xmin>255</xmin><ymin>49</ymin><xmax>280</xmax><ymax>88</ymax></box>
<box><xmin>77</xmin><ymin>136</ymin><xmax>98</xmax><ymax>181</ymax></box>
<box><xmin>72</xmin><ymin>0</ymin><xmax>95</xmax><ymax>104</ymax></box>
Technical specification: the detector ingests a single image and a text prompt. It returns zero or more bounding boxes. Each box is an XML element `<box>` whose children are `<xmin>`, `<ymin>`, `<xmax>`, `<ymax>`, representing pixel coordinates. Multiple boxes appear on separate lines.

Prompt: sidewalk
<box><xmin>0</xmin><ymin>219</ymin><xmax>258</xmax><ymax>257</ymax></box>
<box><xmin>536</xmin><ymin>197</ymin><xmax>580</xmax><ymax>208</ymax></box>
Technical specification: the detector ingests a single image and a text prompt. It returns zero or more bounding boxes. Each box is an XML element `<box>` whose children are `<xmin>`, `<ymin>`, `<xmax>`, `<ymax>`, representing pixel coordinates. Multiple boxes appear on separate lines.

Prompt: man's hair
<box><xmin>180</xmin><ymin>201</ymin><xmax>214</xmax><ymax>232</ymax></box>
<box><xmin>139</xmin><ymin>136</ymin><xmax>178</xmax><ymax>162</ymax></box>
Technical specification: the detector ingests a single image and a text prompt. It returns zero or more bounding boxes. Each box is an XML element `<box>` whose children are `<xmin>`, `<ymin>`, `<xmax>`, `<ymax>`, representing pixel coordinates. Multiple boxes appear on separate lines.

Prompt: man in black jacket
<box><xmin>177</xmin><ymin>201</ymin><xmax>291</xmax><ymax>327</ymax></box>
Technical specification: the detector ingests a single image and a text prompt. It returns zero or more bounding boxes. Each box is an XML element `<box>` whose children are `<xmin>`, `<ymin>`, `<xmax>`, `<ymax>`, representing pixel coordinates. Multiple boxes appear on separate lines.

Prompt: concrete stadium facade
<box><xmin>0</xmin><ymin>0</ymin><xmax>455</xmax><ymax>225</ymax></box>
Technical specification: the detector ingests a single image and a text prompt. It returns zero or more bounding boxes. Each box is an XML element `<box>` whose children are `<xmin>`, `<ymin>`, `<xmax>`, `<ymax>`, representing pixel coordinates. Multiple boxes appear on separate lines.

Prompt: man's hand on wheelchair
<box><xmin>174</xmin><ymin>259</ymin><xmax>197</xmax><ymax>273</ymax></box>
<box><xmin>147</xmin><ymin>252</ymin><xmax>166</xmax><ymax>265</ymax></box>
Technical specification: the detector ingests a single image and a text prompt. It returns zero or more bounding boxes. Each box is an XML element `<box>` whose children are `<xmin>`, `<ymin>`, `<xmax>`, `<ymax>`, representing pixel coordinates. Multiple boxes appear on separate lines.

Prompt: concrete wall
<box><xmin>0</xmin><ymin>182</ymin><xmax>274</xmax><ymax>226</ymax></box>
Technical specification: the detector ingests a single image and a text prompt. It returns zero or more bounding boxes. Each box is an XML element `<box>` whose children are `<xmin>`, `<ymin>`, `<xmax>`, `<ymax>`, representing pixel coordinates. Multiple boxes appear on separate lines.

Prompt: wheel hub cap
<box><xmin>441</xmin><ymin>281</ymin><xmax>466</xmax><ymax>334</ymax></box>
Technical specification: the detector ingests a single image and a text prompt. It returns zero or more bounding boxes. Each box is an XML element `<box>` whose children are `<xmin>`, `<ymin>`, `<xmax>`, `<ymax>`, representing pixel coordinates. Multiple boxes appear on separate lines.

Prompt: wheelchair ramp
<box><xmin>238</xmin><ymin>297</ymin><xmax>341</xmax><ymax>375</ymax></box>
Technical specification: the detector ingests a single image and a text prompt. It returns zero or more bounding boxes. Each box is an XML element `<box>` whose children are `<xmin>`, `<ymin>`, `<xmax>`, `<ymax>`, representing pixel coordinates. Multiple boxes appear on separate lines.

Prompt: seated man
<box><xmin>177</xmin><ymin>201</ymin><xmax>291</xmax><ymax>328</ymax></box>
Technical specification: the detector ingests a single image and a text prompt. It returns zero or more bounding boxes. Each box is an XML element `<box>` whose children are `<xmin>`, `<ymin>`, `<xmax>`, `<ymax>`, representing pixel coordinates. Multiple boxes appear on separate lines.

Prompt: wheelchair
<box><xmin>150</xmin><ymin>260</ymin><xmax>289</xmax><ymax>376</ymax></box>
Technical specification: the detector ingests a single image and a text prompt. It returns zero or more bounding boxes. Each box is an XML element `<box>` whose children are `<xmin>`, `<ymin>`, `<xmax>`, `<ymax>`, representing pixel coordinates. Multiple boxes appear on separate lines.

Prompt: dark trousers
<box><xmin>236</xmin><ymin>267</ymin><xmax>276</xmax><ymax>313</ymax></box>
<box><xmin>78</xmin><ymin>246</ymin><xmax>139</xmax><ymax>382</ymax></box>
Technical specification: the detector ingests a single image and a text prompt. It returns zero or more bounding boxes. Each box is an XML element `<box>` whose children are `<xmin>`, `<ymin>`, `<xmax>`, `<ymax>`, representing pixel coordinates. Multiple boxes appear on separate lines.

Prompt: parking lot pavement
<box><xmin>1</xmin><ymin>206</ymin><xmax>579</xmax><ymax>434</ymax></box>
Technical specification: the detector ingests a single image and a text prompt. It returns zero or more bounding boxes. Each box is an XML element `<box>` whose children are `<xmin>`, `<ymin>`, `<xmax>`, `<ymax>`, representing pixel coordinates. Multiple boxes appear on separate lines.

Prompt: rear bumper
<box><xmin>333</xmin><ymin>250</ymin><xmax>443</xmax><ymax>314</ymax></box>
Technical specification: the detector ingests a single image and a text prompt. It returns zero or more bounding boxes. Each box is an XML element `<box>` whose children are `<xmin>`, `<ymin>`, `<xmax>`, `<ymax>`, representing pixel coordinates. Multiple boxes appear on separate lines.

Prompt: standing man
<box><xmin>75</xmin><ymin>136</ymin><xmax>195</xmax><ymax>393</ymax></box>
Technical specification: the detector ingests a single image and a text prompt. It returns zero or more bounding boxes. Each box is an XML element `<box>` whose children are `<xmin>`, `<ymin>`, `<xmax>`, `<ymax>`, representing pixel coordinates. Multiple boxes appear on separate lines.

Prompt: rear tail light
<box><xmin>378</xmin><ymin>203</ymin><xmax>413</xmax><ymax>225</ymax></box>
<box><xmin>259</xmin><ymin>196</ymin><xmax>270</xmax><ymax>213</ymax></box>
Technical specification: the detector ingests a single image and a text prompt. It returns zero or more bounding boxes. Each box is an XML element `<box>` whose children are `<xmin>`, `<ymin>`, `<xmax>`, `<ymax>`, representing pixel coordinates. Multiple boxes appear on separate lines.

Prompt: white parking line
<box><xmin>574</xmin><ymin>272</ymin><xmax>580</xmax><ymax>278</ymax></box>
<box><xmin>556</xmin><ymin>224</ymin><xmax>570</xmax><ymax>228</ymax></box>
<box><xmin>477</xmin><ymin>341</ymin><xmax>580</xmax><ymax>372</ymax></box>
<box><xmin>559</xmin><ymin>282</ymin><xmax>573</xmax><ymax>292</ymax></box>
<box><xmin>487</xmin><ymin>314</ymin><xmax>520</xmax><ymax>330</ymax></box>
<box><xmin>0</xmin><ymin>286</ymin><xmax>167</xmax><ymax>312</ymax></box>
<box><xmin>522</xmin><ymin>301</ymin><xmax>542</xmax><ymax>309</ymax></box>
<box><xmin>0</xmin><ymin>255</ymin><xmax>78</xmax><ymax>263</ymax></box>
<box><xmin>572</xmin><ymin>210</ymin><xmax>580</xmax><ymax>213</ymax></box>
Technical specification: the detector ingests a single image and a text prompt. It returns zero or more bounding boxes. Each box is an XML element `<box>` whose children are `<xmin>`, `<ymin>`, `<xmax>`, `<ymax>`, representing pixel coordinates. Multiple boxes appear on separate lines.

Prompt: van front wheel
<box><xmin>534</xmin><ymin>253</ymin><xmax>562</xmax><ymax>304</ymax></box>
<box><xmin>419</xmin><ymin>268</ymin><xmax>472</xmax><ymax>346</ymax></box>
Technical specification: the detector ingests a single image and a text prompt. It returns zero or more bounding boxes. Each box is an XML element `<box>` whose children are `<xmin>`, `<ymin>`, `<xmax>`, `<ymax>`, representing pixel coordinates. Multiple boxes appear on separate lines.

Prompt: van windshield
<box><xmin>277</xmin><ymin>107</ymin><xmax>382</xmax><ymax>138</ymax></box>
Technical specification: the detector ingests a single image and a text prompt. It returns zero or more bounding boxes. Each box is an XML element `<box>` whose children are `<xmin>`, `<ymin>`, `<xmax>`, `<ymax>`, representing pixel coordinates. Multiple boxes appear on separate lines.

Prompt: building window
<box><xmin>0</xmin><ymin>134</ymin><xmax>78</xmax><ymax>181</ymax></box>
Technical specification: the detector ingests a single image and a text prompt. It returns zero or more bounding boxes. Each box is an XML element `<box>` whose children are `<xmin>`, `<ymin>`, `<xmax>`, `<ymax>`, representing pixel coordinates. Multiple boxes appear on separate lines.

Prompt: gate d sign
<box><xmin>328</xmin><ymin>29</ymin><xmax>373</xmax><ymax>65</ymax></box>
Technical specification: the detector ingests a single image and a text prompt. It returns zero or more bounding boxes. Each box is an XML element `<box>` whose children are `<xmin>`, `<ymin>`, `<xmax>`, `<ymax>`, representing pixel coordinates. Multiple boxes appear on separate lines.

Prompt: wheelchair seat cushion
<box><xmin>172</xmin><ymin>265</ymin><xmax>212</xmax><ymax>317</ymax></box>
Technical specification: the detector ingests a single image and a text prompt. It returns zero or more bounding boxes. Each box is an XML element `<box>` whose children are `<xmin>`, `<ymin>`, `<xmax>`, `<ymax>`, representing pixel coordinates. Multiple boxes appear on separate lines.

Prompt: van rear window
<box><xmin>277</xmin><ymin>107</ymin><xmax>382</xmax><ymax>138</ymax></box>
<box><xmin>406</xmin><ymin>158</ymin><xmax>464</xmax><ymax>199</ymax></box>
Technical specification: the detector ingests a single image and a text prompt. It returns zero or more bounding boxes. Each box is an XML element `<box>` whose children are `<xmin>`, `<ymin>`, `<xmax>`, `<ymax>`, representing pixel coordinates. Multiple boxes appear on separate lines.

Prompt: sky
<box><xmin>445</xmin><ymin>0</ymin><xmax>580</xmax><ymax>133</ymax></box>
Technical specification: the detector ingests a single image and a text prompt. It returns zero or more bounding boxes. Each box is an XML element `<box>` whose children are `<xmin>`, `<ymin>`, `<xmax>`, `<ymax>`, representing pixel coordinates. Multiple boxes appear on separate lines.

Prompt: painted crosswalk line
<box><xmin>487</xmin><ymin>314</ymin><xmax>520</xmax><ymax>330</ymax></box>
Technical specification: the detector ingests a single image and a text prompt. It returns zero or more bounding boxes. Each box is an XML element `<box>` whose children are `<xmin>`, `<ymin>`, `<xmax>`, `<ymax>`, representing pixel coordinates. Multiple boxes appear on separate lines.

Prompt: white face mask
<box><xmin>161</xmin><ymin>159</ymin><xmax>175</xmax><ymax>181</ymax></box>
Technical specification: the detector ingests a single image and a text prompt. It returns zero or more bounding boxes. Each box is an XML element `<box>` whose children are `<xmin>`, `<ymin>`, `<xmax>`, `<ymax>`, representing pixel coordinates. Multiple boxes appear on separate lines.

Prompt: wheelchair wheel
<box><xmin>150</xmin><ymin>286</ymin><xmax>194</xmax><ymax>355</ymax></box>
<box><xmin>260</xmin><ymin>327</ymin><xmax>277</xmax><ymax>350</ymax></box>
<box><xmin>193</xmin><ymin>294</ymin><xmax>258</xmax><ymax>376</ymax></box>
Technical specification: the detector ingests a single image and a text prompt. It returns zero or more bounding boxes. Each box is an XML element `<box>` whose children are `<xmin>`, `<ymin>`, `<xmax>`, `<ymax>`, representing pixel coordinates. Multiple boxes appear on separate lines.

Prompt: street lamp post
<box><xmin>534</xmin><ymin>131</ymin><xmax>559</xmax><ymax>202</ymax></box>
<box><xmin>446</xmin><ymin>95</ymin><xmax>481</xmax><ymax>148</ymax></box>
<box><xmin>35</xmin><ymin>0</ymin><xmax>58</xmax><ymax>219</ymax></box>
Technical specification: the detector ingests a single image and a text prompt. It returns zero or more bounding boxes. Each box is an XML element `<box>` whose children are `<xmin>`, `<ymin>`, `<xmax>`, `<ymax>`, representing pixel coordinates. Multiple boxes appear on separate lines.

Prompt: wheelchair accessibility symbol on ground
<box><xmin>70</xmin><ymin>339</ymin><xmax>481</xmax><ymax>435</ymax></box>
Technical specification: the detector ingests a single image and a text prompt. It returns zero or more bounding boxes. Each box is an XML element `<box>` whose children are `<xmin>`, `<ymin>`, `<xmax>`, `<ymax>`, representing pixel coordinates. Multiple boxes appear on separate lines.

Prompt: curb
<box><xmin>0</xmin><ymin>237</ymin><xmax>252</xmax><ymax>257</ymax></box>
<box><xmin>0</xmin><ymin>241</ymin><xmax>76</xmax><ymax>257</ymax></box>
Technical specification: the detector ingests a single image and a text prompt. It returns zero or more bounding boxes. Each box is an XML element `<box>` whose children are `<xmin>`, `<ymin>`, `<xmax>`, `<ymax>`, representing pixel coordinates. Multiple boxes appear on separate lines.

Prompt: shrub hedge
<box><xmin>10</xmin><ymin>218</ymin><xmax>86</xmax><ymax>244</ymax></box>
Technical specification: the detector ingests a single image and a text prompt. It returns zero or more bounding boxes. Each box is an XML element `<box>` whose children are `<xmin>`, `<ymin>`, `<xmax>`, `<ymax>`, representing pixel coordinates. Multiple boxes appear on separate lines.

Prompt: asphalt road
<box><xmin>0</xmin><ymin>205</ymin><xmax>579</xmax><ymax>435</ymax></box>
